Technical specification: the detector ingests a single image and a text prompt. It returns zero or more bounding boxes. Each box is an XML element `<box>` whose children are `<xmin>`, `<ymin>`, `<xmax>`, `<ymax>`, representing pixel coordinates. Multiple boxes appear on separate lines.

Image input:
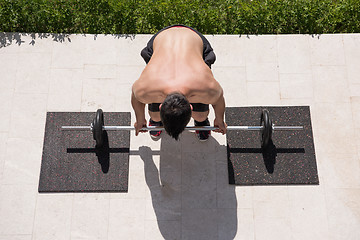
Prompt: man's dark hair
<box><xmin>160</xmin><ymin>92</ymin><xmax>191</xmax><ymax>140</ymax></box>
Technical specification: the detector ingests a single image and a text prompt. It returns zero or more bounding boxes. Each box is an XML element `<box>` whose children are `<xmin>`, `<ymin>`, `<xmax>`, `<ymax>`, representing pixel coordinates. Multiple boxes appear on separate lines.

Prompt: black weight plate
<box><xmin>260</xmin><ymin>109</ymin><xmax>272</xmax><ymax>148</ymax></box>
<box><xmin>92</xmin><ymin>109</ymin><xmax>104</xmax><ymax>147</ymax></box>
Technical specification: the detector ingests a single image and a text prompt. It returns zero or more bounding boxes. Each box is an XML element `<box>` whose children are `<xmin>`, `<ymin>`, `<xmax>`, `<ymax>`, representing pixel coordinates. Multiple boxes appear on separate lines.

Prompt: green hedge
<box><xmin>1</xmin><ymin>0</ymin><xmax>359</xmax><ymax>34</ymax></box>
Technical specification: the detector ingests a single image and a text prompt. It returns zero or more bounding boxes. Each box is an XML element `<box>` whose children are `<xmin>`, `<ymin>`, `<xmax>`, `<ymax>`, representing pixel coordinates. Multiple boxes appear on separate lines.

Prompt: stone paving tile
<box><xmin>0</xmin><ymin>184</ymin><xmax>37</xmax><ymax>235</ymax></box>
<box><xmin>326</xmin><ymin>188</ymin><xmax>360</xmax><ymax>240</ymax></box>
<box><xmin>289</xmin><ymin>186</ymin><xmax>329</xmax><ymax>239</ymax></box>
<box><xmin>219</xmin><ymin>208</ymin><xmax>254</xmax><ymax>240</ymax></box>
<box><xmin>81</xmin><ymin>78</ymin><xmax>120</xmax><ymax>112</ymax></box>
<box><xmin>212</xmin><ymin>66</ymin><xmax>247</xmax><ymax>107</ymax></box>
<box><xmin>0</xmin><ymin>89</ymin><xmax>13</xmax><ymax>132</ymax></box>
<box><xmin>309</xmin><ymin>34</ymin><xmax>346</xmax><ymax>66</ymax></box>
<box><xmin>0</xmin><ymin>53</ymin><xmax>18</xmax><ymax>89</ymax></box>
<box><xmin>216</xmin><ymin>160</ymin><xmax>250</xmax><ymax>209</ymax></box>
<box><xmin>351</xmin><ymin>97</ymin><xmax>360</xmax><ymax>125</ymax></box>
<box><xmin>33</xmin><ymin>194</ymin><xmax>73</xmax><ymax>240</ymax></box>
<box><xmin>0</xmin><ymin>236</ymin><xmax>32</xmax><ymax>240</ymax></box>
<box><xmin>84</xmin><ymin>35</ymin><xmax>119</xmax><ymax>65</ymax></box>
<box><xmin>51</xmin><ymin>35</ymin><xmax>86</xmax><ymax>69</ymax></box>
<box><xmin>71</xmin><ymin>194</ymin><xmax>110</xmax><ymax>240</ymax></box>
<box><xmin>16</xmin><ymin>33</ymin><xmax>54</xmax><ymax>54</ymax></box>
<box><xmin>246</xmin><ymin>81</ymin><xmax>281</xmax><ymax>106</ymax></box>
<box><xmin>312</xmin><ymin>66</ymin><xmax>350</xmax><ymax>103</ymax></box>
<box><xmin>207</xmin><ymin>35</ymin><xmax>246</xmax><ymax>67</ymax></box>
<box><xmin>108</xmin><ymin>198</ymin><xmax>146</xmax><ymax>239</ymax></box>
<box><xmin>246</xmin><ymin>62</ymin><xmax>279</xmax><ymax>82</ymax></box>
<box><xmin>16</xmin><ymin>52</ymin><xmax>52</xmax><ymax>92</ymax></box>
<box><xmin>350</xmin><ymin>84</ymin><xmax>360</xmax><ymax>97</ymax></box>
<box><xmin>280</xmin><ymin>73</ymin><xmax>313</xmax><ymax>99</ymax></box>
<box><xmin>9</xmin><ymin>93</ymin><xmax>48</xmax><ymax>139</ymax></box>
<box><xmin>277</xmin><ymin>35</ymin><xmax>311</xmax><ymax>74</ymax></box>
<box><xmin>344</xmin><ymin>34</ymin><xmax>360</xmax><ymax>85</ymax></box>
<box><xmin>0</xmin><ymin>33</ymin><xmax>359</xmax><ymax>239</ymax></box>
<box><xmin>116</xmin><ymin>35</ymin><xmax>150</xmax><ymax>67</ymax></box>
<box><xmin>244</xmin><ymin>35</ymin><xmax>278</xmax><ymax>64</ymax></box>
<box><xmin>254</xmin><ymin>217</ymin><xmax>292</xmax><ymax>240</ymax></box>
<box><xmin>0</xmin><ymin>133</ymin><xmax>7</xmax><ymax>191</ymax></box>
<box><xmin>311</xmin><ymin>102</ymin><xmax>357</xmax><ymax>155</ymax></box>
<box><xmin>181</xmin><ymin>151</ymin><xmax>217</xmax><ymax>209</ymax></box>
<box><xmin>182</xmin><ymin>208</ymin><xmax>218</xmax><ymax>240</ymax></box>
<box><xmin>47</xmin><ymin>68</ymin><xmax>83</xmax><ymax>111</ymax></box>
<box><xmin>144</xmin><ymin>220</ymin><xmax>181</xmax><ymax>240</ymax></box>
<box><xmin>2</xmin><ymin>138</ymin><xmax>42</xmax><ymax>185</ymax></box>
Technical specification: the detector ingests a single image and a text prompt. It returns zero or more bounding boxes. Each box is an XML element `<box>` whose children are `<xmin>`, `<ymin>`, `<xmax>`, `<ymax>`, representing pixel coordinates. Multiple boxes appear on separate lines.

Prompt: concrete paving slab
<box><xmin>0</xmin><ymin>184</ymin><xmax>37</xmax><ymax>235</ymax></box>
<box><xmin>0</xmin><ymin>89</ymin><xmax>13</xmax><ymax>132</ymax></box>
<box><xmin>33</xmin><ymin>194</ymin><xmax>73</xmax><ymax>240</ymax></box>
<box><xmin>309</xmin><ymin>34</ymin><xmax>346</xmax><ymax>66</ymax></box>
<box><xmin>51</xmin><ymin>35</ymin><xmax>86</xmax><ymax>69</ymax></box>
<box><xmin>344</xmin><ymin>34</ymin><xmax>360</xmax><ymax>85</ymax></box>
<box><xmin>246</xmin><ymin>62</ymin><xmax>279</xmax><ymax>82</ymax></box>
<box><xmin>277</xmin><ymin>35</ymin><xmax>311</xmax><ymax>74</ymax></box>
<box><xmin>0</xmin><ymin>53</ymin><xmax>18</xmax><ymax>89</ymax></box>
<box><xmin>280</xmin><ymin>73</ymin><xmax>313</xmax><ymax>99</ymax></box>
<box><xmin>3</xmin><ymin>138</ymin><xmax>42</xmax><ymax>185</ymax></box>
<box><xmin>244</xmin><ymin>35</ymin><xmax>278</xmax><ymax>64</ymax></box>
<box><xmin>312</xmin><ymin>66</ymin><xmax>350</xmax><ymax>103</ymax></box>
<box><xmin>212</xmin><ymin>66</ymin><xmax>247</xmax><ymax>107</ymax></box>
<box><xmin>71</xmin><ymin>194</ymin><xmax>110</xmax><ymax>239</ymax></box>
<box><xmin>289</xmin><ymin>186</ymin><xmax>329</xmax><ymax>239</ymax></box>
<box><xmin>9</xmin><ymin>93</ymin><xmax>47</xmax><ymax>139</ymax></box>
<box><xmin>246</xmin><ymin>81</ymin><xmax>281</xmax><ymax>105</ymax></box>
<box><xmin>206</xmin><ymin>35</ymin><xmax>246</xmax><ymax>67</ymax></box>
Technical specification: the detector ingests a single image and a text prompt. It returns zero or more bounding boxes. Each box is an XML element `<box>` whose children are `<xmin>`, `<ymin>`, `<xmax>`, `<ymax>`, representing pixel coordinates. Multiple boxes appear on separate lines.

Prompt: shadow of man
<box><xmin>138</xmin><ymin>131</ymin><xmax>238</xmax><ymax>240</ymax></box>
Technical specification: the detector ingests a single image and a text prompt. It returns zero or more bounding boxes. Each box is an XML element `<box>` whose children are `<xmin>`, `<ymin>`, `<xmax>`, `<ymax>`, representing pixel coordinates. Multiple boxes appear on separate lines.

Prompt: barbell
<box><xmin>61</xmin><ymin>109</ymin><xmax>303</xmax><ymax>148</ymax></box>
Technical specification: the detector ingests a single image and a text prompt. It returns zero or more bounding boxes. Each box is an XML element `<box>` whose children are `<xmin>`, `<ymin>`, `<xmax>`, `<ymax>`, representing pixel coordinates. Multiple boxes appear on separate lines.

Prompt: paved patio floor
<box><xmin>0</xmin><ymin>32</ymin><xmax>360</xmax><ymax>239</ymax></box>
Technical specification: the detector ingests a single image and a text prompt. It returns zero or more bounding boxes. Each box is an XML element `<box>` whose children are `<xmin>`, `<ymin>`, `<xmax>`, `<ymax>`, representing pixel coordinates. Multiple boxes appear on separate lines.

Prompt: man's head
<box><xmin>160</xmin><ymin>92</ymin><xmax>192</xmax><ymax>140</ymax></box>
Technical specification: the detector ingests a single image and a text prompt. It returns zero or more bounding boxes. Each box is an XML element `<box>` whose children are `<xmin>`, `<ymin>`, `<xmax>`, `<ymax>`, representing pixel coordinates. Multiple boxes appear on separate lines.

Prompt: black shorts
<box><xmin>141</xmin><ymin>25</ymin><xmax>215</xmax><ymax>113</ymax></box>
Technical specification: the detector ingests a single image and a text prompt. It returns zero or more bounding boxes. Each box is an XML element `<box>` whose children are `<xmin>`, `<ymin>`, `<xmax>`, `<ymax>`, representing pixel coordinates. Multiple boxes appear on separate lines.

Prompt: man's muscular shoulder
<box><xmin>132</xmin><ymin>76</ymin><xmax>165</xmax><ymax>104</ymax></box>
<box><xmin>204</xmin><ymin>80</ymin><xmax>223</xmax><ymax>104</ymax></box>
<box><xmin>187</xmin><ymin>74</ymin><xmax>223</xmax><ymax>104</ymax></box>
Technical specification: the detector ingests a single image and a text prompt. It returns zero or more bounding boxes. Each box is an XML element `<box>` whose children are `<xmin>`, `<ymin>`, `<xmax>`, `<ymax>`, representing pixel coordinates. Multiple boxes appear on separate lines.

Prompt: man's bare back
<box><xmin>133</xmin><ymin>27</ymin><xmax>222</xmax><ymax>105</ymax></box>
<box><xmin>131</xmin><ymin>25</ymin><xmax>227</xmax><ymax>137</ymax></box>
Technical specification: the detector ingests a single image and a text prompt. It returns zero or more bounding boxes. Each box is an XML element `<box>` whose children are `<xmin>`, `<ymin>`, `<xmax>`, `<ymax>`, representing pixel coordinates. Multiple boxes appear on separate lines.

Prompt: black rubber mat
<box><xmin>38</xmin><ymin>112</ymin><xmax>130</xmax><ymax>193</ymax></box>
<box><xmin>226</xmin><ymin>106</ymin><xmax>319</xmax><ymax>185</ymax></box>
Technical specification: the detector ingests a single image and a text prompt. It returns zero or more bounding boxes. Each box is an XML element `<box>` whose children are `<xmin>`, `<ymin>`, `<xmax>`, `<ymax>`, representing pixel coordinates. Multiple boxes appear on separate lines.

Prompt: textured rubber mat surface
<box><xmin>226</xmin><ymin>106</ymin><xmax>319</xmax><ymax>185</ymax></box>
<box><xmin>38</xmin><ymin>112</ymin><xmax>130</xmax><ymax>192</ymax></box>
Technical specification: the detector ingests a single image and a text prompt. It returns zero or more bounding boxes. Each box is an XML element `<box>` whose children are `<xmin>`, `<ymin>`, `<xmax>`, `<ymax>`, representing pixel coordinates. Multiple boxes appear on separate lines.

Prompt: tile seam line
<box><xmin>69</xmin><ymin>191</ymin><xmax>75</xmax><ymax>239</ymax></box>
<box><xmin>31</xmin><ymin>184</ymin><xmax>39</xmax><ymax>239</ymax></box>
<box><xmin>8</xmin><ymin>55</ymin><xmax>17</xmax><ymax>138</ymax></box>
<box><xmin>45</xmin><ymin>41</ymin><xmax>53</xmax><ymax>114</ymax></box>
<box><xmin>308</xmin><ymin>34</ymin><xmax>332</xmax><ymax>232</ymax></box>
<box><xmin>80</xmin><ymin>58</ymin><xmax>85</xmax><ymax>112</ymax></box>
<box><xmin>244</xmin><ymin>36</ymin><xmax>249</xmax><ymax>105</ymax></box>
<box><xmin>106</xmin><ymin>196</ymin><xmax>111</xmax><ymax>240</ymax></box>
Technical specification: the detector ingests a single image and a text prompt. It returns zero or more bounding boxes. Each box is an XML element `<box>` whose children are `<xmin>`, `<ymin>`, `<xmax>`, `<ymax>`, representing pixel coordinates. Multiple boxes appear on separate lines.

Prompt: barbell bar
<box><xmin>61</xmin><ymin>109</ymin><xmax>303</xmax><ymax>148</ymax></box>
<box><xmin>61</xmin><ymin>125</ymin><xmax>302</xmax><ymax>131</ymax></box>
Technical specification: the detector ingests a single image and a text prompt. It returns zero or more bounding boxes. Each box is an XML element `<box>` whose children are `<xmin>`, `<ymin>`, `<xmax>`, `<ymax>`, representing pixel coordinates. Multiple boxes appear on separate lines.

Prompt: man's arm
<box><xmin>131</xmin><ymin>90</ymin><xmax>147</xmax><ymax>135</ymax></box>
<box><xmin>211</xmin><ymin>89</ymin><xmax>227</xmax><ymax>134</ymax></box>
<box><xmin>212</xmin><ymin>94</ymin><xmax>225</xmax><ymax>120</ymax></box>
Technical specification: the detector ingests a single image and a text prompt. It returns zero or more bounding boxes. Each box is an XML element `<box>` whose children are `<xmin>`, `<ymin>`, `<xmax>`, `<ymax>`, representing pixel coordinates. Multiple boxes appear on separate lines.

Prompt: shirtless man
<box><xmin>131</xmin><ymin>25</ymin><xmax>227</xmax><ymax>141</ymax></box>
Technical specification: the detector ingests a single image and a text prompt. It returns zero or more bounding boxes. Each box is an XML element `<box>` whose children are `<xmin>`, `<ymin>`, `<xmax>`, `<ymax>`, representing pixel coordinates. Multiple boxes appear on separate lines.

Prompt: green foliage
<box><xmin>0</xmin><ymin>0</ymin><xmax>359</xmax><ymax>34</ymax></box>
